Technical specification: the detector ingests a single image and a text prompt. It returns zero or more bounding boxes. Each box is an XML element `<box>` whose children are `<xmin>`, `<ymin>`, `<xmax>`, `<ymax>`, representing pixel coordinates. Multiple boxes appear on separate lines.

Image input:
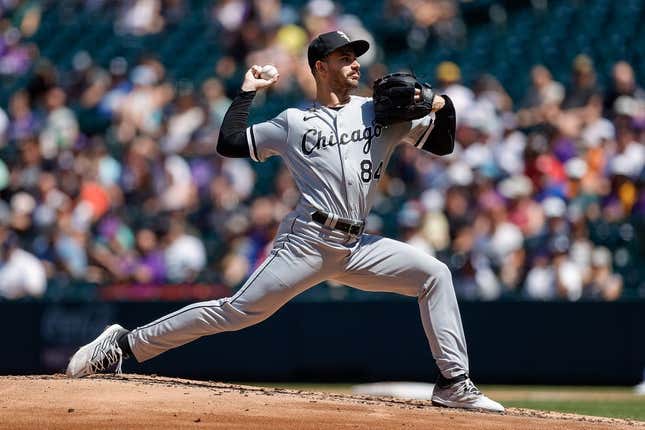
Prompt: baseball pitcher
<box><xmin>67</xmin><ymin>31</ymin><xmax>504</xmax><ymax>412</ymax></box>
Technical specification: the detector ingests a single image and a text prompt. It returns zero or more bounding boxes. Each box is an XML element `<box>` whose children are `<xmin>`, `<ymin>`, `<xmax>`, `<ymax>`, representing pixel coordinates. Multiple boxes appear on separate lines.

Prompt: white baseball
<box><xmin>260</xmin><ymin>65</ymin><xmax>278</xmax><ymax>80</ymax></box>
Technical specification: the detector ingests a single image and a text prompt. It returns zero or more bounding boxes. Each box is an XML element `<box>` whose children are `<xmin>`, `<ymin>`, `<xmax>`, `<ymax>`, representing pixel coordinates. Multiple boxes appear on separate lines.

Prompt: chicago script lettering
<box><xmin>301</xmin><ymin>124</ymin><xmax>382</xmax><ymax>155</ymax></box>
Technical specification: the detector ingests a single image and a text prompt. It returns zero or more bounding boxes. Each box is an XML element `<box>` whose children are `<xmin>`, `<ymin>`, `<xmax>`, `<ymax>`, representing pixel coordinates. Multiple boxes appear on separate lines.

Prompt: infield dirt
<box><xmin>0</xmin><ymin>375</ymin><xmax>643</xmax><ymax>429</ymax></box>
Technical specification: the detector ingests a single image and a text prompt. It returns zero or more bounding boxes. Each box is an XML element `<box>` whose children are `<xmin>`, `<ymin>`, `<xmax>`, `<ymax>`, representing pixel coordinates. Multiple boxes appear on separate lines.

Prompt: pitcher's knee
<box><xmin>434</xmin><ymin>261</ymin><xmax>453</xmax><ymax>283</ymax></box>
<box><xmin>420</xmin><ymin>260</ymin><xmax>454</xmax><ymax>296</ymax></box>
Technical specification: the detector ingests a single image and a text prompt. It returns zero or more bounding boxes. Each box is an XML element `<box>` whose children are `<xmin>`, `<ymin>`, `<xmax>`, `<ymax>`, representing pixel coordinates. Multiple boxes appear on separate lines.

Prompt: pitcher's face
<box><xmin>317</xmin><ymin>47</ymin><xmax>361</xmax><ymax>90</ymax></box>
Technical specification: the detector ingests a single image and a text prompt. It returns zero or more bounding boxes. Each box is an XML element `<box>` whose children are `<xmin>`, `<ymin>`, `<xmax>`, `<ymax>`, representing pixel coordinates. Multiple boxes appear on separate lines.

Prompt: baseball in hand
<box><xmin>432</xmin><ymin>95</ymin><xmax>446</xmax><ymax>112</ymax></box>
<box><xmin>260</xmin><ymin>65</ymin><xmax>279</xmax><ymax>80</ymax></box>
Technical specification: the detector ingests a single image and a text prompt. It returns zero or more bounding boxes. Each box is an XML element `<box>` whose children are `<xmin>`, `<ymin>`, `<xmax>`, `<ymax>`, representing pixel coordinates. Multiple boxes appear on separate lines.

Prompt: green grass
<box><xmin>242</xmin><ymin>383</ymin><xmax>645</xmax><ymax>421</ymax></box>
<box><xmin>484</xmin><ymin>385</ymin><xmax>645</xmax><ymax>421</ymax></box>
<box><xmin>502</xmin><ymin>399</ymin><xmax>645</xmax><ymax>421</ymax></box>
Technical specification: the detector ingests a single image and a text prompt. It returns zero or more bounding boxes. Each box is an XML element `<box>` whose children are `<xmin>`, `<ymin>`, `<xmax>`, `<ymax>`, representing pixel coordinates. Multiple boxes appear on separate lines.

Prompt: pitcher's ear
<box><xmin>315</xmin><ymin>60</ymin><xmax>326</xmax><ymax>75</ymax></box>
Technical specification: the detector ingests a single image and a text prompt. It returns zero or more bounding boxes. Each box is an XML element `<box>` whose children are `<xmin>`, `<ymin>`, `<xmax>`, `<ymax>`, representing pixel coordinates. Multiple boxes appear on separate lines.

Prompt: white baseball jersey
<box><xmin>246</xmin><ymin>95</ymin><xmax>435</xmax><ymax>220</ymax></box>
<box><xmin>126</xmin><ymin>94</ymin><xmax>470</xmax><ymax>383</ymax></box>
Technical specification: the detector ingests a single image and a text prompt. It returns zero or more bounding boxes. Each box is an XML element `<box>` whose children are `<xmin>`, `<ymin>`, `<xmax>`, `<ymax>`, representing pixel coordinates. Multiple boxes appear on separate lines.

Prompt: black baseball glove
<box><xmin>373</xmin><ymin>72</ymin><xmax>435</xmax><ymax>125</ymax></box>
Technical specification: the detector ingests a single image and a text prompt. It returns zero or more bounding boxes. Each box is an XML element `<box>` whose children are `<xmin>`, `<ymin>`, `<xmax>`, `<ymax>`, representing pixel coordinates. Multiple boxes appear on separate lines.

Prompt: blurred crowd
<box><xmin>389</xmin><ymin>56</ymin><xmax>644</xmax><ymax>301</ymax></box>
<box><xmin>0</xmin><ymin>0</ymin><xmax>643</xmax><ymax>301</ymax></box>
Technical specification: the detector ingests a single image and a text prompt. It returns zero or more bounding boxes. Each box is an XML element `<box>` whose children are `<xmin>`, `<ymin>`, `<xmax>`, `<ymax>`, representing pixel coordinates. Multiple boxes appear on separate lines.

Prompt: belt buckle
<box><xmin>350</xmin><ymin>221</ymin><xmax>365</xmax><ymax>236</ymax></box>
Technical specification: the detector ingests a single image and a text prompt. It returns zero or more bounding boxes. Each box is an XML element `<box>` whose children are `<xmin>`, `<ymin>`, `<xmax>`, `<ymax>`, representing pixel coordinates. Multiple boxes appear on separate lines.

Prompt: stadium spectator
<box><xmin>561</xmin><ymin>54</ymin><xmax>602</xmax><ymax>111</ymax></box>
<box><xmin>0</xmin><ymin>1</ymin><xmax>641</xmax><ymax>302</ymax></box>
<box><xmin>604</xmin><ymin>61</ymin><xmax>645</xmax><ymax>118</ymax></box>
<box><xmin>117</xmin><ymin>62</ymin><xmax>173</xmax><ymax>137</ymax></box>
<box><xmin>435</xmin><ymin>61</ymin><xmax>475</xmax><ymax>120</ymax></box>
<box><xmin>517</xmin><ymin>65</ymin><xmax>565</xmax><ymax>128</ymax></box>
<box><xmin>0</xmin><ymin>231</ymin><xmax>46</xmax><ymax>299</ymax></box>
<box><xmin>580</xmin><ymin>96</ymin><xmax>615</xmax><ymax>149</ymax></box>
<box><xmin>8</xmin><ymin>90</ymin><xmax>38</xmax><ymax>141</ymax></box>
<box><xmin>0</xmin><ymin>23</ymin><xmax>36</xmax><ymax>77</ymax></box>
<box><xmin>202</xmin><ymin>78</ymin><xmax>232</xmax><ymax>130</ymax></box>
<box><xmin>383</xmin><ymin>0</ymin><xmax>464</xmax><ymax>51</ymax></box>
<box><xmin>524</xmin><ymin>252</ymin><xmax>555</xmax><ymax>300</ymax></box>
<box><xmin>164</xmin><ymin>220</ymin><xmax>207</xmax><ymax>283</ymax></box>
<box><xmin>132</xmin><ymin>228</ymin><xmax>167</xmax><ymax>284</ymax></box>
<box><xmin>39</xmin><ymin>87</ymin><xmax>79</xmax><ymax>159</ymax></box>
<box><xmin>397</xmin><ymin>202</ymin><xmax>434</xmax><ymax>256</ymax></box>
<box><xmin>583</xmin><ymin>246</ymin><xmax>623</xmax><ymax>300</ymax></box>
<box><xmin>116</xmin><ymin>0</ymin><xmax>165</xmax><ymax>36</ymax></box>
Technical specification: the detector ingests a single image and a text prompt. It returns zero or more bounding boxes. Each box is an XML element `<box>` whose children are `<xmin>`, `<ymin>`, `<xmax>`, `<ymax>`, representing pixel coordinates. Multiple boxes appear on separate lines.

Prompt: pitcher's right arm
<box><xmin>216</xmin><ymin>65</ymin><xmax>280</xmax><ymax>159</ymax></box>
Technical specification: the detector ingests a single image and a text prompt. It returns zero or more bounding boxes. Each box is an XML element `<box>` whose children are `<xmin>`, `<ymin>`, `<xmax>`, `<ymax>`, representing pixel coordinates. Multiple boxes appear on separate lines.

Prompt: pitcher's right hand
<box><xmin>241</xmin><ymin>65</ymin><xmax>280</xmax><ymax>92</ymax></box>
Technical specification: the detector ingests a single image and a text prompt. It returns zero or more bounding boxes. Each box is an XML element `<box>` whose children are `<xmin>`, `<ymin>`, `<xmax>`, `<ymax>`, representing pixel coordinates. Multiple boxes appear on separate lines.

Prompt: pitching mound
<box><xmin>0</xmin><ymin>375</ymin><xmax>642</xmax><ymax>429</ymax></box>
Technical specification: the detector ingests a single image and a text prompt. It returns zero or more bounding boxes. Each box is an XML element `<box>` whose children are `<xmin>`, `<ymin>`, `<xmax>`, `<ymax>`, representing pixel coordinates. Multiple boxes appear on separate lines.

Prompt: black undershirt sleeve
<box><xmin>421</xmin><ymin>94</ymin><xmax>456</xmax><ymax>156</ymax></box>
<box><xmin>216</xmin><ymin>90</ymin><xmax>256</xmax><ymax>158</ymax></box>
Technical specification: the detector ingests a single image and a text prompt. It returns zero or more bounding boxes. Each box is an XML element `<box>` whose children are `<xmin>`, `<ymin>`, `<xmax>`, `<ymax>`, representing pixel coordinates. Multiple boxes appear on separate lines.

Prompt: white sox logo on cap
<box><xmin>307</xmin><ymin>31</ymin><xmax>369</xmax><ymax>70</ymax></box>
<box><xmin>336</xmin><ymin>31</ymin><xmax>350</xmax><ymax>42</ymax></box>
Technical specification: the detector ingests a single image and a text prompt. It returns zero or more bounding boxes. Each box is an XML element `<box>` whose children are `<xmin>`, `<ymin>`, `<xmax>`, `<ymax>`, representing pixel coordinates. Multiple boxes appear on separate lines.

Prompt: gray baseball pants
<box><xmin>127</xmin><ymin>211</ymin><xmax>469</xmax><ymax>379</ymax></box>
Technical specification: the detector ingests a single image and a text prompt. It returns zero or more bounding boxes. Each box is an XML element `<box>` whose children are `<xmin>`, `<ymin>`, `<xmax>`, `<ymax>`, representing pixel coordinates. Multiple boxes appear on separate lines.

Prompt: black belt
<box><xmin>312</xmin><ymin>210</ymin><xmax>365</xmax><ymax>236</ymax></box>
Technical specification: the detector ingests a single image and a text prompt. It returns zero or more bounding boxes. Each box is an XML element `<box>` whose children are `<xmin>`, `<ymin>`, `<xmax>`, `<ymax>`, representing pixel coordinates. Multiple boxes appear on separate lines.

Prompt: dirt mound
<box><xmin>0</xmin><ymin>375</ymin><xmax>642</xmax><ymax>429</ymax></box>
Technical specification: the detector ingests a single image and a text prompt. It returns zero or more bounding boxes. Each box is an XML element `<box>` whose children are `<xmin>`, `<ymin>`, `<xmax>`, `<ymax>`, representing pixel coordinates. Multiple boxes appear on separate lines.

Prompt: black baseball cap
<box><xmin>307</xmin><ymin>31</ymin><xmax>370</xmax><ymax>71</ymax></box>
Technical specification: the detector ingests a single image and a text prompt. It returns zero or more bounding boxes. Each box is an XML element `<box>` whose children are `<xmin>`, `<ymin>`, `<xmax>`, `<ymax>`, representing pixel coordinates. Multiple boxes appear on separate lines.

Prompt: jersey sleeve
<box><xmin>246</xmin><ymin>110</ymin><xmax>289</xmax><ymax>162</ymax></box>
<box><xmin>398</xmin><ymin>112</ymin><xmax>436</xmax><ymax>149</ymax></box>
